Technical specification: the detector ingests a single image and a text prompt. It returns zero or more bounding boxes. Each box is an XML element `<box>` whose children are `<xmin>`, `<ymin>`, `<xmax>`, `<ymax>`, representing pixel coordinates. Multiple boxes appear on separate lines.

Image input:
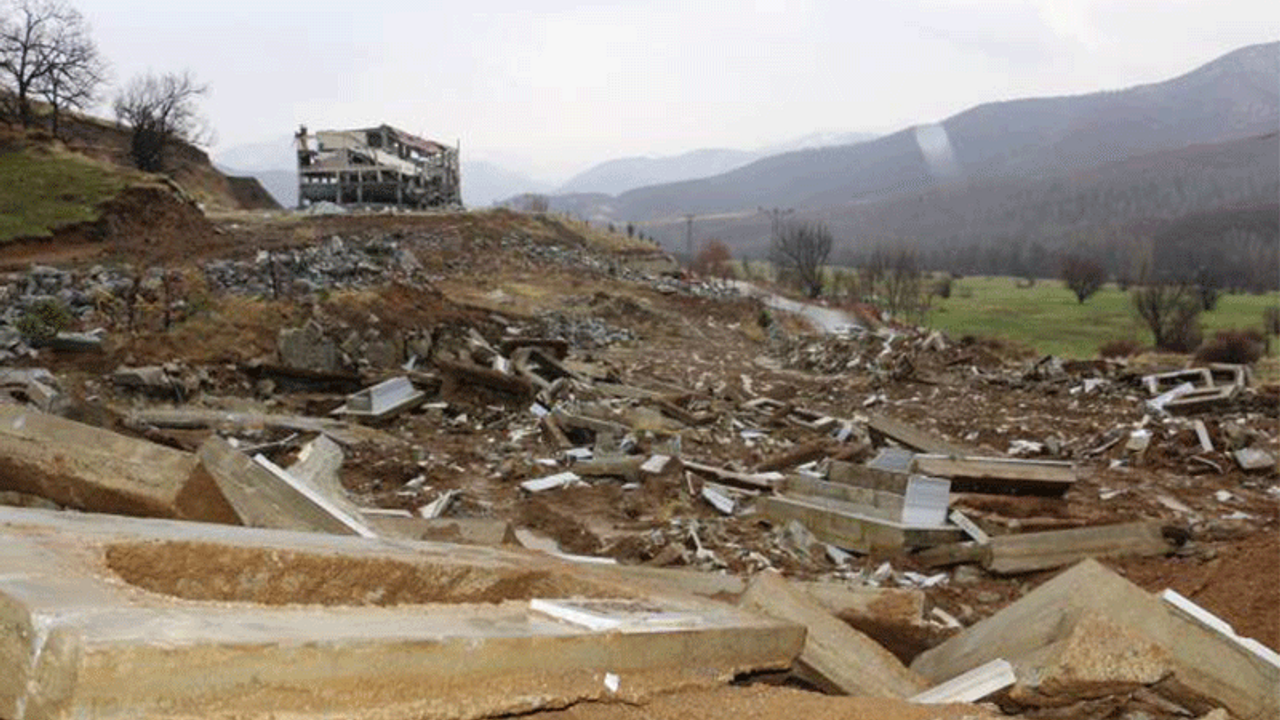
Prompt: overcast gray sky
<box><xmin>76</xmin><ymin>0</ymin><xmax>1278</xmax><ymax>182</ymax></box>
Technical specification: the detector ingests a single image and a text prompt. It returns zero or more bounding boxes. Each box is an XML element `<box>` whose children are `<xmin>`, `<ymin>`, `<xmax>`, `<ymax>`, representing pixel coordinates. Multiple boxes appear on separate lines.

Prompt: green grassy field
<box><xmin>927</xmin><ymin>276</ymin><xmax>1280</xmax><ymax>359</ymax></box>
<box><xmin>0</xmin><ymin>144</ymin><xmax>132</xmax><ymax>242</ymax></box>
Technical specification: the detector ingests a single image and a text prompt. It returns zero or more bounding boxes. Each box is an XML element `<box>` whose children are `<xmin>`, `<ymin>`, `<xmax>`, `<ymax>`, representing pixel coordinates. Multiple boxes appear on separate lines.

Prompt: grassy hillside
<box><xmin>927</xmin><ymin>276</ymin><xmax>1279</xmax><ymax>358</ymax></box>
<box><xmin>0</xmin><ymin>142</ymin><xmax>140</xmax><ymax>242</ymax></box>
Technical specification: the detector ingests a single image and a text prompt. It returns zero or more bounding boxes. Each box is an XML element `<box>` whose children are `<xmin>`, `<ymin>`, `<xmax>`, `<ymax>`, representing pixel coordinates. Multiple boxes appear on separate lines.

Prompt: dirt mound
<box><xmin>0</xmin><ymin>183</ymin><xmax>217</xmax><ymax>268</ymax></box>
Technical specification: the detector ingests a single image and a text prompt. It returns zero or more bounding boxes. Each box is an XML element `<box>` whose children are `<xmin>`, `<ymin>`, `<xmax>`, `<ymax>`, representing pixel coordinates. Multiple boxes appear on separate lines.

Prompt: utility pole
<box><xmin>684</xmin><ymin>214</ymin><xmax>695</xmax><ymax>262</ymax></box>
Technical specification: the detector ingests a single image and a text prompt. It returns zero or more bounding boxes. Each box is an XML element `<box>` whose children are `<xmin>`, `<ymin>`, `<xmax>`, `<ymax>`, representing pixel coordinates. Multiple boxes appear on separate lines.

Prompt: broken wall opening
<box><xmin>104</xmin><ymin>541</ymin><xmax>632</xmax><ymax>607</ymax></box>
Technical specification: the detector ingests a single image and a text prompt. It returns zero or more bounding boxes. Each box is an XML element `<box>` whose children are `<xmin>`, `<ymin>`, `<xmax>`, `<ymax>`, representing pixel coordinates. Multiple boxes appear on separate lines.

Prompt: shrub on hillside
<box><xmin>1194</xmin><ymin>330</ymin><xmax>1265</xmax><ymax>365</ymax></box>
<box><xmin>1264</xmin><ymin>306</ymin><xmax>1280</xmax><ymax>336</ymax></box>
<box><xmin>1099</xmin><ymin>338</ymin><xmax>1143</xmax><ymax>359</ymax></box>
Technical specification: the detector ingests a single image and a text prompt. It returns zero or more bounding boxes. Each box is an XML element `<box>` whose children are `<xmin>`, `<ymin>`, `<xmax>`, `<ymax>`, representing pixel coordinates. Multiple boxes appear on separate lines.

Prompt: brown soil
<box><xmin>0</xmin><ymin>185</ymin><xmax>217</xmax><ymax>269</ymax></box>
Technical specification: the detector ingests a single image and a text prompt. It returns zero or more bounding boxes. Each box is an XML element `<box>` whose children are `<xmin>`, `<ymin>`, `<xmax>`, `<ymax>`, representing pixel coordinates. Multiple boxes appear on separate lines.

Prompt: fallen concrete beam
<box><xmin>572</xmin><ymin>457</ymin><xmax>645</xmax><ymax>482</ymax></box>
<box><xmin>740</xmin><ymin>571</ymin><xmax>927</xmax><ymax>698</ymax></box>
<box><xmin>684</xmin><ymin>460</ymin><xmax>783</xmax><ymax>491</ymax></box>
<box><xmin>910</xmin><ymin>455</ymin><xmax>1077</xmax><ymax>496</ymax></box>
<box><xmin>865</xmin><ymin>412</ymin><xmax>971</xmax><ymax>455</ymax></box>
<box><xmin>436</xmin><ymin>358</ymin><xmax>535</xmax><ymax>397</ymax></box>
<box><xmin>756</xmin><ymin>440</ymin><xmax>832</xmax><ymax>473</ymax></box>
<box><xmin>0</xmin><ymin>405</ymin><xmax>238</xmax><ymax>523</ymax></box>
<box><xmin>984</xmin><ymin>521</ymin><xmax>1177</xmax><ymax>574</ymax></box>
<box><xmin>758</xmin><ymin>495</ymin><xmax>962</xmax><ymax>554</ymax></box>
<box><xmin>125</xmin><ymin>408</ymin><xmax>398</xmax><ymax>447</ymax></box>
<box><xmin>0</xmin><ymin>506</ymin><xmax>804</xmax><ymax>720</ymax></box>
<box><xmin>910</xmin><ymin>559</ymin><xmax>1278</xmax><ymax>720</ymax></box>
<box><xmin>198</xmin><ymin>437</ymin><xmax>377</xmax><ymax>537</ymax></box>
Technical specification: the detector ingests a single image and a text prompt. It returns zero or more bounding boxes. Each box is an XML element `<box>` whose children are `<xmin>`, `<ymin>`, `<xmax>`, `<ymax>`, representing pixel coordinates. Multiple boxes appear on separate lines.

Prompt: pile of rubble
<box><xmin>0</xmin><ymin>218</ymin><xmax>1274</xmax><ymax>720</ymax></box>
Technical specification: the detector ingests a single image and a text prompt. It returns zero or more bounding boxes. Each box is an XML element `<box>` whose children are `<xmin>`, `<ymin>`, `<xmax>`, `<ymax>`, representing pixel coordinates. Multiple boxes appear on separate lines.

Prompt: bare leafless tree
<box><xmin>522</xmin><ymin>194</ymin><xmax>550</xmax><ymax>213</ymax></box>
<box><xmin>113</xmin><ymin>70</ymin><xmax>209</xmax><ymax>172</ymax></box>
<box><xmin>771</xmin><ymin>219</ymin><xmax>832</xmax><ymax>298</ymax></box>
<box><xmin>882</xmin><ymin>247</ymin><xmax>925</xmax><ymax>321</ymax></box>
<box><xmin>1061</xmin><ymin>253</ymin><xmax>1106</xmax><ymax>304</ymax></box>
<box><xmin>1133</xmin><ymin>278</ymin><xmax>1202</xmax><ymax>352</ymax></box>
<box><xmin>0</xmin><ymin>0</ymin><xmax>104</xmax><ymax>131</ymax></box>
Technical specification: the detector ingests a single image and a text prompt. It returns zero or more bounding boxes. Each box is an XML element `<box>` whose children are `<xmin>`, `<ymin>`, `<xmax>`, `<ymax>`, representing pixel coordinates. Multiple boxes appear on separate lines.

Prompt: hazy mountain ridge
<box><xmin>604</xmin><ymin>42</ymin><xmax>1279</xmax><ymax>223</ymax></box>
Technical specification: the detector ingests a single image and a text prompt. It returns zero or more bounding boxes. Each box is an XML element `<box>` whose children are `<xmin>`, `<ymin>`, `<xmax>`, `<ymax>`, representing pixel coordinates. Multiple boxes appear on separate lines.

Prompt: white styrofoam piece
<box><xmin>910</xmin><ymin>658</ymin><xmax>1016</xmax><ymax>704</ymax></box>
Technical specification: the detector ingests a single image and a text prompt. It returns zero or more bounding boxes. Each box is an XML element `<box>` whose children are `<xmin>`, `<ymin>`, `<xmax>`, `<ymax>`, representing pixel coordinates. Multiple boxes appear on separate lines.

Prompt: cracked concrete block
<box><xmin>0</xmin><ymin>405</ymin><xmax>238</xmax><ymax>524</ymax></box>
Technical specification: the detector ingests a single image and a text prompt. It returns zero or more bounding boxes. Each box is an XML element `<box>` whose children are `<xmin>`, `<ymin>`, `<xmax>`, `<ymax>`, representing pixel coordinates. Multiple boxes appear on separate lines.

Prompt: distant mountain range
<box><xmin>553</xmin><ymin>131</ymin><xmax>875</xmax><ymax>197</ymax></box>
<box><xmin>575</xmin><ymin>42</ymin><xmax>1278</xmax><ymax>230</ymax></box>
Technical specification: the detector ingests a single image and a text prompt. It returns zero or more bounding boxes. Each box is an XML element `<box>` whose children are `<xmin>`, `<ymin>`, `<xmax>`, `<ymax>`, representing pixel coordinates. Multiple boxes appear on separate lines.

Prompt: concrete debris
<box><xmin>1233</xmin><ymin>446</ymin><xmax>1275</xmax><ymax>472</ymax></box>
<box><xmin>0</xmin><ymin>213</ymin><xmax>1273</xmax><ymax>719</ymax></box>
<box><xmin>334</xmin><ymin>376</ymin><xmax>426</xmax><ymax>420</ymax></box>
<box><xmin>701</xmin><ymin>484</ymin><xmax>737</xmax><ymax>515</ymax></box>
<box><xmin>198</xmin><ymin>436</ymin><xmax>376</xmax><ymax>537</ymax></box>
<box><xmin>982</xmin><ymin>520</ymin><xmax>1179</xmax><ymax>574</ymax></box>
<box><xmin>911</xmin><ymin>559</ymin><xmax>1279</xmax><ymax>720</ymax></box>
<box><xmin>0</xmin><ymin>506</ymin><xmax>801</xmax><ymax>720</ymax></box>
<box><xmin>0</xmin><ymin>405</ymin><xmax>239</xmax><ymax>523</ymax></box>
<box><xmin>0</xmin><ymin>367</ymin><xmax>66</xmax><ymax>413</ymax></box>
<box><xmin>521</xmin><ymin>471</ymin><xmax>583</xmax><ymax>493</ymax></box>
<box><xmin>740</xmin><ymin>570</ymin><xmax>927</xmax><ymax>698</ymax></box>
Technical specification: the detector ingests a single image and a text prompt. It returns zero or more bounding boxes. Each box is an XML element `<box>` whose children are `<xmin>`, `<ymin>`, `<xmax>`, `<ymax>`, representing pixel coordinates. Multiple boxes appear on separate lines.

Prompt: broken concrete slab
<box><xmin>740</xmin><ymin>570</ymin><xmax>927</xmax><ymax>698</ymax></box>
<box><xmin>288</xmin><ymin>435</ymin><xmax>345</xmax><ymax>498</ymax></box>
<box><xmin>278</xmin><ymin>320</ymin><xmax>340</xmax><ymax>373</ymax></box>
<box><xmin>865</xmin><ymin>412</ymin><xmax>972</xmax><ymax>455</ymax></box>
<box><xmin>437</xmin><ymin>357</ymin><xmax>535</xmax><ymax>397</ymax></box>
<box><xmin>984</xmin><ymin>521</ymin><xmax>1177</xmax><ymax>575</ymax></box>
<box><xmin>758</xmin><ymin>494</ymin><xmax>963</xmax><ymax>554</ymax></box>
<box><xmin>0</xmin><ymin>405</ymin><xmax>239</xmax><ymax>524</ymax></box>
<box><xmin>198</xmin><ymin>437</ymin><xmax>377</xmax><ymax>537</ymax></box>
<box><xmin>0</xmin><ymin>506</ymin><xmax>804</xmax><ymax>720</ymax></box>
<box><xmin>362</xmin><ymin>515</ymin><xmax>518</xmax><ymax>546</ymax></box>
<box><xmin>910</xmin><ymin>559</ymin><xmax>1279</xmax><ymax>720</ymax></box>
<box><xmin>910</xmin><ymin>455</ymin><xmax>1077</xmax><ymax>496</ymax></box>
<box><xmin>1233</xmin><ymin>447</ymin><xmax>1276</xmax><ymax>472</ymax></box>
<box><xmin>0</xmin><ymin>367</ymin><xmax>66</xmax><ymax>414</ymax></box>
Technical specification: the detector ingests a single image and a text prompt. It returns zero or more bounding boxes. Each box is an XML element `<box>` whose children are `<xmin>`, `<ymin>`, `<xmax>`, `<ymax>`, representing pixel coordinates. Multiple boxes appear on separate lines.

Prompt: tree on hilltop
<box><xmin>0</xmin><ymin>0</ymin><xmax>105</xmax><ymax>134</ymax></box>
<box><xmin>113</xmin><ymin>70</ymin><xmax>209</xmax><ymax>172</ymax></box>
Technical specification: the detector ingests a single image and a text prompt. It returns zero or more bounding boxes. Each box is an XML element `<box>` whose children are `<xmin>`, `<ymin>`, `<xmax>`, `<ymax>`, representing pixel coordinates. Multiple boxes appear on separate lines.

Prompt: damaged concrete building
<box><xmin>295</xmin><ymin>124</ymin><xmax>461</xmax><ymax>209</ymax></box>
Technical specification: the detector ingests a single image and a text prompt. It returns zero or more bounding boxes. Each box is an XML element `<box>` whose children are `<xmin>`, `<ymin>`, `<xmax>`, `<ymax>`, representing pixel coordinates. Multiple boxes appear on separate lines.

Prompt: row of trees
<box><xmin>1</xmin><ymin>0</ymin><xmax>208</xmax><ymax>171</ymax></box>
